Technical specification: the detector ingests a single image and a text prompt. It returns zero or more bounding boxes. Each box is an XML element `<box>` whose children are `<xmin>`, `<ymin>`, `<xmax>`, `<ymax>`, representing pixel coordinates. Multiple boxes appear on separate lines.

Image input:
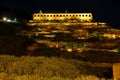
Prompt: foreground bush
<box><xmin>0</xmin><ymin>73</ymin><xmax>113</xmax><ymax>80</ymax></box>
<box><xmin>0</xmin><ymin>55</ymin><xmax>79</xmax><ymax>79</ymax></box>
<box><xmin>0</xmin><ymin>55</ymin><xmax>113</xmax><ymax>80</ymax></box>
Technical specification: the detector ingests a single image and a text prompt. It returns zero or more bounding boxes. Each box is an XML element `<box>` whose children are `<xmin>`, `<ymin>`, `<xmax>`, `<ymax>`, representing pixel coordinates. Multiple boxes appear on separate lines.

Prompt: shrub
<box><xmin>0</xmin><ymin>55</ymin><xmax>113</xmax><ymax>80</ymax></box>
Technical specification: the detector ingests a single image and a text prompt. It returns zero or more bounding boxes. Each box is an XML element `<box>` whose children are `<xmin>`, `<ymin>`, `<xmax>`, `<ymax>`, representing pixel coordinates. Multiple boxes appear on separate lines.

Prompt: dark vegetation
<box><xmin>0</xmin><ymin>55</ymin><xmax>112</xmax><ymax>79</ymax></box>
<box><xmin>0</xmin><ymin>22</ymin><xmax>34</xmax><ymax>56</ymax></box>
<box><xmin>26</xmin><ymin>44</ymin><xmax>120</xmax><ymax>63</ymax></box>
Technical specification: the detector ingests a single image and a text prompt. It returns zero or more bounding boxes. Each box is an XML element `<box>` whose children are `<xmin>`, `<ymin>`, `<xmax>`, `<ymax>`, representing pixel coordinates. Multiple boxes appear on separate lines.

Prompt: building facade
<box><xmin>33</xmin><ymin>13</ymin><xmax>93</xmax><ymax>22</ymax></box>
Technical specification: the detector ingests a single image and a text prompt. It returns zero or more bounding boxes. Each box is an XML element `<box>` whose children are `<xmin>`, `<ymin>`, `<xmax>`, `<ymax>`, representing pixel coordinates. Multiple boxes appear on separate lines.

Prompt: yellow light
<box><xmin>3</xmin><ymin>17</ymin><xmax>7</xmax><ymax>21</ymax></box>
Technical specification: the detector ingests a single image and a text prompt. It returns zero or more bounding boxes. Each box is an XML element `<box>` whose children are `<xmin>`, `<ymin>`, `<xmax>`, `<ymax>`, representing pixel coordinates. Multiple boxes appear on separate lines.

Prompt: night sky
<box><xmin>0</xmin><ymin>0</ymin><xmax>120</xmax><ymax>26</ymax></box>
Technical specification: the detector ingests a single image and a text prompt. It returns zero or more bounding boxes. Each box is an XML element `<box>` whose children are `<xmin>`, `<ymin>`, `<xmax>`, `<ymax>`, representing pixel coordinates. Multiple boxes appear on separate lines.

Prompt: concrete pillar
<box><xmin>113</xmin><ymin>63</ymin><xmax>120</xmax><ymax>80</ymax></box>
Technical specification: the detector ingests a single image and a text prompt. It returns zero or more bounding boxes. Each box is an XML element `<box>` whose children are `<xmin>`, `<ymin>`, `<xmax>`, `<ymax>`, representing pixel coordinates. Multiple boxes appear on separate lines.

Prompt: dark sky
<box><xmin>0</xmin><ymin>0</ymin><xmax>120</xmax><ymax>26</ymax></box>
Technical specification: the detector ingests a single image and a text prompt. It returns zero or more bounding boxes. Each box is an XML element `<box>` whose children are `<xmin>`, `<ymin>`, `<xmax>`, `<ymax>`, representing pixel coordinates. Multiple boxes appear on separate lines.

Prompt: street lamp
<box><xmin>3</xmin><ymin>17</ymin><xmax>7</xmax><ymax>21</ymax></box>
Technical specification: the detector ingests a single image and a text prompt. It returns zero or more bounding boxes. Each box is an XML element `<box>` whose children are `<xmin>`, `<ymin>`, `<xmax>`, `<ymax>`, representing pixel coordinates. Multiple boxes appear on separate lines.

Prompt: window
<box><xmin>86</xmin><ymin>15</ymin><xmax>87</xmax><ymax>17</ymax></box>
<box><xmin>53</xmin><ymin>15</ymin><xmax>55</xmax><ymax>17</ymax></box>
<box><xmin>89</xmin><ymin>15</ymin><xmax>91</xmax><ymax>17</ymax></box>
<box><xmin>34</xmin><ymin>15</ymin><xmax>36</xmax><ymax>17</ymax></box>
<box><xmin>82</xmin><ymin>15</ymin><xmax>84</xmax><ymax>17</ymax></box>
<box><xmin>50</xmin><ymin>15</ymin><xmax>52</xmax><ymax>17</ymax></box>
<box><xmin>79</xmin><ymin>15</ymin><xmax>81</xmax><ymax>17</ymax></box>
<box><xmin>73</xmin><ymin>15</ymin><xmax>75</xmax><ymax>17</ymax></box>
<box><xmin>56</xmin><ymin>15</ymin><xmax>58</xmax><ymax>17</ymax></box>
<box><xmin>60</xmin><ymin>15</ymin><xmax>62</xmax><ymax>17</ymax></box>
<box><xmin>63</xmin><ymin>15</ymin><xmax>65</xmax><ymax>17</ymax></box>
<box><xmin>41</xmin><ymin>15</ymin><xmax>43</xmax><ymax>17</ymax></box>
<box><xmin>44</xmin><ymin>15</ymin><xmax>46</xmax><ymax>17</ymax></box>
<box><xmin>76</xmin><ymin>15</ymin><xmax>78</xmax><ymax>17</ymax></box>
<box><xmin>66</xmin><ymin>15</ymin><xmax>68</xmax><ymax>17</ymax></box>
<box><xmin>47</xmin><ymin>15</ymin><xmax>49</xmax><ymax>17</ymax></box>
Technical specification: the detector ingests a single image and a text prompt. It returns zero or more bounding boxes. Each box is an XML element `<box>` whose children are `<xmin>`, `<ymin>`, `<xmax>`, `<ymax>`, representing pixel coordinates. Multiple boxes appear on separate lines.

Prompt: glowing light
<box><xmin>67</xmin><ymin>49</ymin><xmax>72</xmax><ymax>52</ymax></box>
<box><xmin>14</xmin><ymin>18</ymin><xmax>17</xmax><ymax>22</ymax></box>
<box><xmin>3</xmin><ymin>17</ymin><xmax>7</xmax><ymax>21</ymax></box>
<box><xmin>2</xmin><ymin>17</ymin><xmax>18</xmax><ymax>23</ymax></box>
<box><xmin>7</xmin><ymin>19</ymin><xmax>11</xmax><ymax>22</ymax></box>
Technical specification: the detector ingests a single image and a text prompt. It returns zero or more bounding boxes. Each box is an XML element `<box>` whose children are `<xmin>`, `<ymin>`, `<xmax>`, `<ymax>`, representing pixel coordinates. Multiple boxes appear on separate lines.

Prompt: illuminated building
<box><xmin>27</xmin><ymin>11</ymin><xmax>107</xmax><ymax>27</ymax></box>
<box><xmin>33</xmin><ymin>12</ymin><xmax>93</xmax><ymax>22</ymax></box>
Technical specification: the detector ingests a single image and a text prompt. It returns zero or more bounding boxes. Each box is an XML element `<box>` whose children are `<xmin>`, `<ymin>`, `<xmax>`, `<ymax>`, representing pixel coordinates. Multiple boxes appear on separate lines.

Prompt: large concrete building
<box><xmin>33</xmin><ymin>12</ymin><xmax>93</xmax><ymax>22</ymax></box>
<box><xmin>27</xmin><ymin>11</ymin><xmax>107</xmax><ymax>27</ymax></box>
